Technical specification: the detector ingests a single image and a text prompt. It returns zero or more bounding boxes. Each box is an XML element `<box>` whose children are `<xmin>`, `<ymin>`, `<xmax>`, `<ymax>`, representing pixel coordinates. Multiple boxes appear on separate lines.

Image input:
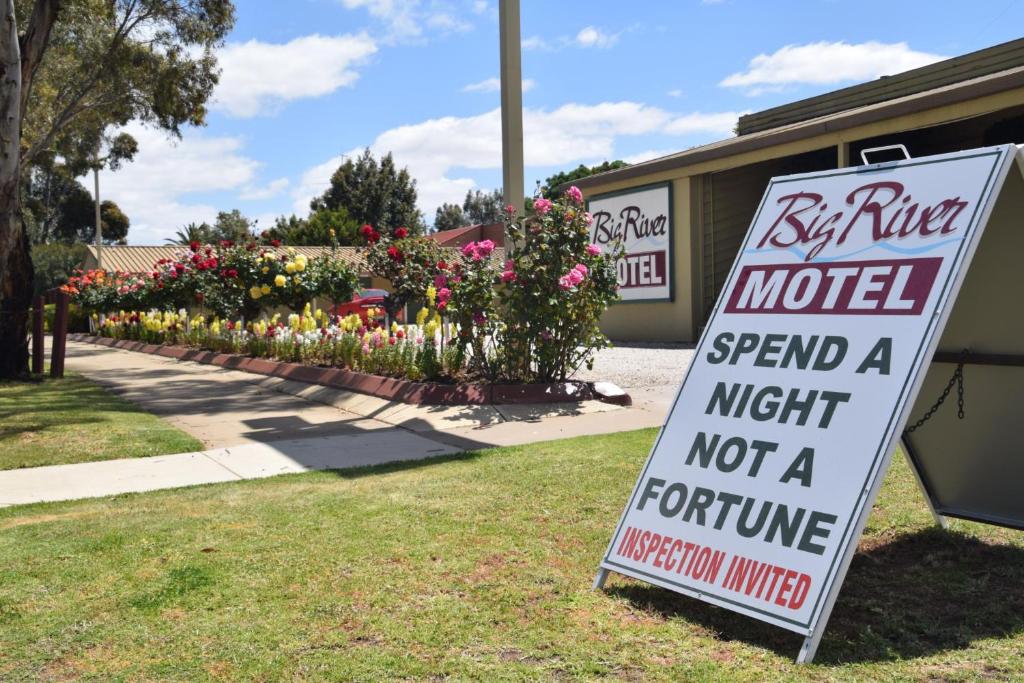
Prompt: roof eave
<box><xmin>574</xmin><ymin>67</ymin><xmax>1024</xmax><ymax>190</ymax></box>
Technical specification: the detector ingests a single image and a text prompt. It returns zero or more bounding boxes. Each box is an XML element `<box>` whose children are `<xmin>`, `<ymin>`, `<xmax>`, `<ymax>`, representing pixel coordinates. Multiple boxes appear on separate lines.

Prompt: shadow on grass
<box><xmin>609</xmin><ymin>527</ymin><xmax>1024</xmax><ymax>664</ymax></box>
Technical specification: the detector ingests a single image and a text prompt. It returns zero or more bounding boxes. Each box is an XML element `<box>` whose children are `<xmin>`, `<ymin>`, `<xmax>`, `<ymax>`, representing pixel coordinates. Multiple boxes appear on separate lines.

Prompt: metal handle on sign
<box><xmin>859</xmin><ymin>144</ymin><xmax>911</xmax><ymax>165</ymax></box>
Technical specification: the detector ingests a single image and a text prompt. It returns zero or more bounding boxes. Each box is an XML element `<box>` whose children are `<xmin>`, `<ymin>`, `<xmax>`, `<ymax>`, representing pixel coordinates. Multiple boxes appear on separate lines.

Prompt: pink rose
<box><xmin>461</xmin><ymin>242</ymin><xmax>477</xmax><ymax>257</ymax></box>
<box><xmin>477</xmin><ymin>239</ymin><xmax>495</xmax><ymax>257</ymax></box>
<box><xmin>434</xmin><ymin>274</ymin><xmax>447</xmax><ymax>288</ymax></box>
<box><xmin>583</xmin><ymin>211</ymin><xmax>593</xmax><ymax>226</ymax></box>
<box><xmin>567</xmin><ymin>269</ymin><xmax>584</xmax><ymax>286</ymax></box>
<box><xmin>586</xmin><ymin>244</ymin><xmax>601</xmax><ymax>256</ymax></box>
<box><xmin>573</xmin><ymin>263</ymin><xmax>588</xmax><ymax>276</ymax></box>
<box><xmin>500</xmin><ymin>270</ymin><xmax>516</xmax><ymax>283</ymax></box>
<box><xmin>558</xmin><ymin>275</ymin><xmax>573</xmax><ymax>291</ymax></box>
<box><xmin>566</xmin><ymin>185</ymin><xmax>583</xmax><ymax>204</ymax></box>
<box><xmin>504</xmin><ymin>259</ymin><xmax>514</xmax><ymax>270</ymax></box>
<box><xmin>533</xmin><ymin>198</ymin><xmax>553</xmax><ymax>215</ymax></box>
<box><xmin>438</xmin><ymin>287</ymin><xmax>451</xmax><ymax>302</ymax></box>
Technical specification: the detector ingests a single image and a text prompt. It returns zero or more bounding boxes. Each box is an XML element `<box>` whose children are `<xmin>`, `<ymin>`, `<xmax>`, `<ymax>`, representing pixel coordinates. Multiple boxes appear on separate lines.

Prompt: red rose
<box><xmin>387</xmin><ymin>245</ymin><xmax>402</xmax><ymax>261</ymax></box>
<box><xmin>396</xmin><ymin>330</ymin><xmax>405</xmax><ymax>339</ymax></box>
<box><xmin>195</xmin><ymin>292</ymin><xmax>205</xmax><ymax>302</ymax></box>
<box><xmin>394</xmin><ymin>226</ymin><xmax>408</xmax><ymax>239</ymax></box>
<box><xmin>437</xmin><ymin>260</ymin><xmax>448</xmax><ymax>271</ymax></box>
<box><xmin>189</xmin><ymin>241</ymin><xmax>200</xmax><ymax>252</ymax></box>
<box><xmin>360</xmin><ymin>224</ymin><xmax>374</xmax><ymax>237</ymax></box>
<box><xmin>271</xmin><ymin>239</ymin><xmax>282</xmax><ymax>248</ymax></box>
<box><xmin>389</xmin><ymin>336</ymin><xmax>397</xmax><ymax>345</ymax></box>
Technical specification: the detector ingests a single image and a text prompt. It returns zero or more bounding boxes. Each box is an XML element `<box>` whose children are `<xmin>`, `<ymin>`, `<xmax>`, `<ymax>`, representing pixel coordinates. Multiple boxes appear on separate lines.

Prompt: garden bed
<box><xmin>69</xmin><ymin>333</ymin><xmax>630</xmax><ymax>407</ymax></box>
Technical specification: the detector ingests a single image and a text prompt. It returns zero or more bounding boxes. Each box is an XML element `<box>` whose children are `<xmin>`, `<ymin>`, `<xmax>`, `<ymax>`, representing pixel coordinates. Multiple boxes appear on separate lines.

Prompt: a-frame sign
<box><xmin>594</xmin><ymin>144</ymin><xmax>1024</xmax><ymax>663</ymax></box>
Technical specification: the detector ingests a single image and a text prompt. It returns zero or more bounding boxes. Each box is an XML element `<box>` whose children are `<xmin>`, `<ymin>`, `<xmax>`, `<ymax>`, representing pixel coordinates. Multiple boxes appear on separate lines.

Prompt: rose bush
<box><xmin>496</xmin><ymin>187</ymin><xmax>624</xmax><ymax>382</ymax></box>
<box><xmin>68</xmin><ymin>238</ymin><xmax>358</xmax><ymax>321</ymax></box>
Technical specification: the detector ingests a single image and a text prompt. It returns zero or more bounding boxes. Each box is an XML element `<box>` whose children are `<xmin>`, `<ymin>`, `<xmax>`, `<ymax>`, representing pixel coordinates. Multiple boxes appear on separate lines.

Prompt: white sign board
<box><xmin>588</xmin><ymin>182</ymin><xmax>673</xmax><ymax>302</ymax></box>
<box><xmin>597</xmin><ymin>146</ymin><xmax>1019</xmax><ymax>660</ymax></box>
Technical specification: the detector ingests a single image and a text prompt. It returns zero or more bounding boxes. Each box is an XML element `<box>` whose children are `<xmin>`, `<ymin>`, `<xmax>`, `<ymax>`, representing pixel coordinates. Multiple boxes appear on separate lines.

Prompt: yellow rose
<box><xmin>293</xmin><ymin>260</ymin><xmax>305</xmax><ymax>272</ymax></box>
<box><xmin>261</xmin><ymin>284</ymin><xmax>271</xmax><ymax>295</ymax></box>
<box><xmin>285</xmin><ymin>262</ymin><xmax>296</xmax><ymax>274</ymax></box>
<box><xmin>274</xmin><ymin>274</ymin><xmax>287</xmax><ymax>287</ymax></box>
<box><xmin>249</xmin><ymin>286</ymin><xmax>262</xmax><ymax>300</ymax></box>
<box><xmin>262</xmin><ymin>266</ymin><xmax>269</xmax><ymax>274</ymax></box>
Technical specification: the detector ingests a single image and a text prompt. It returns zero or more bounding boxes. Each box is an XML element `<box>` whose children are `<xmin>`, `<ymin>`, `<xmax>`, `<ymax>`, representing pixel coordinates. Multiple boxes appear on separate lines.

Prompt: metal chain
<box><xmin>905</xmin><ymin>349</ymin><xmax>967</xmax><ymax>434</ymax></box>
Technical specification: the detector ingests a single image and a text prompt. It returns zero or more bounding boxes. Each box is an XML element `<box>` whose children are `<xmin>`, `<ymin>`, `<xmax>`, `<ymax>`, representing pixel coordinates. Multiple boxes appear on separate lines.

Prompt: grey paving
<box><xmin>0</xmin><ymin>340</ymin><xmax>674</xmax><ymax>507</ymax></box>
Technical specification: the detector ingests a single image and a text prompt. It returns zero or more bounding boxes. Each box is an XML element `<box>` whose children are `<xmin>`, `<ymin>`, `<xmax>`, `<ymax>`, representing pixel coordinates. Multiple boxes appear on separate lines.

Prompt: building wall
<box><xmin>594</xmin><ymin>177</ymin><xmax>698</xmax><ymax>342</ymax></box>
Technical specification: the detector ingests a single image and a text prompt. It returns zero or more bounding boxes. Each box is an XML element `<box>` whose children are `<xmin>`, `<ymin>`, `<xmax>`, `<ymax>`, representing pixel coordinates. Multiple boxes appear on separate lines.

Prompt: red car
<box><xmin>331</xmin><ymin>288</ymin><xmax>400</xmax><ymax>325</ymax></box>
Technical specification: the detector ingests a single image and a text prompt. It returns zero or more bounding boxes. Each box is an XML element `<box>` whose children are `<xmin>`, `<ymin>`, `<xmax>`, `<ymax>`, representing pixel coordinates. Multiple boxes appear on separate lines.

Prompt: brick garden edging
<box><xmin>69</xmin><ymin>334</ymin><xmax>630</xmax><ymax>407</ymax></box>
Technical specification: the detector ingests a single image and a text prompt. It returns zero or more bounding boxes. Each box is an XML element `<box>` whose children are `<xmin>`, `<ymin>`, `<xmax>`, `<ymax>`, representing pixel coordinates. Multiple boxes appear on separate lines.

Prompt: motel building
<box><xmin>580</xmin><ymin>37</ymin><xmax>1024</xmax><ymax>342</ymax></box>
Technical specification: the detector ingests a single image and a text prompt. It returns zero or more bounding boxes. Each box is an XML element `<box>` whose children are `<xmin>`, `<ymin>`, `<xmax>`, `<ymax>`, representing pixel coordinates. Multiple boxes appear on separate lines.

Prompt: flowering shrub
<box><xmin>497</xmin><ymin>187</ymin><xmax>624</xmax><ymax>382</ymax></box>
<box><xmin>67</xmin><ymin>239</ymin><xmax>357</xmax><ymax>321</ymax></box>
<box><xmin>94</xmin><ymin>303</ymin><xmax>460</xmax><ymax>382</ymax></box>
<box><xmin>79</xmin><ymin>189</ymin><xmax>625</xmax><ymax>387</ymax></box>
<box><xmin>363</xmin><ymin>227</ymin><xmax>444</xmax><ymax>321</ymax></box>
<box><xmin>442</xmin><ymin>240</ymin><xmax>499</xmax><ymax>378</ymax></box>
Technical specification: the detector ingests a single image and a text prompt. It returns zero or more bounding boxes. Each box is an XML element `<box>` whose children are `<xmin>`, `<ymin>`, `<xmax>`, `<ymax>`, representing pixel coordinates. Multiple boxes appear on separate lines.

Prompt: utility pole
<box><xmin>93</xmin><ymin>162</ymin><xmax>103</xmax><ymax>270</ymax></box>
<box><xmin>498</xmin><ymin>0</ymin><xmax>524</xmax><ymax>219</ymax></box>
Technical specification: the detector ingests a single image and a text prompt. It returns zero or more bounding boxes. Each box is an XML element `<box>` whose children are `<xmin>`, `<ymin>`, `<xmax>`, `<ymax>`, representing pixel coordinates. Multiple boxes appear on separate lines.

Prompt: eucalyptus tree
<box><xmin>0</xmin><ymin>0</ymin><xmax>234</xmax><ymax>378</ymax></box>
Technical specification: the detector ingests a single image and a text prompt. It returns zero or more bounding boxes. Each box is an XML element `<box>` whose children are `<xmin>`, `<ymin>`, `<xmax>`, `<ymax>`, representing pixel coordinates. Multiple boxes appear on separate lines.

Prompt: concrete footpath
<box><xmin>0</xmin><ymin>341</ymin><xmax>673</xmax><ymax>506</ymax></box>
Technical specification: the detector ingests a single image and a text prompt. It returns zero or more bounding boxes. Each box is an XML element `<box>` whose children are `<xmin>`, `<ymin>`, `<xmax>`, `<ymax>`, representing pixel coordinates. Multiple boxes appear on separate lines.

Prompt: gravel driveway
<box><xmin>573</xmin><ymin>343</ymin><xmax>696</xmax><ymax>390</ymax></box>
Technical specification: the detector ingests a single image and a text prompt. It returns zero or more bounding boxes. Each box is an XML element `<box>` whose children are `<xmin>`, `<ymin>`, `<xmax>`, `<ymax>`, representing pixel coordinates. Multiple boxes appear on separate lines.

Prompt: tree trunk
<box><xmin>0</xmin><ymin>0</ymin><xmax>31</xmax><ymax>378</ymax></box>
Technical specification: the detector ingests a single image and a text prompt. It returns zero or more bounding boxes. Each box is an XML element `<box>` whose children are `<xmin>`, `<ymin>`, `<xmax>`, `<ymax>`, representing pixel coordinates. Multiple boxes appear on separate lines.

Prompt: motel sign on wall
<box><xmin>587</xmin><ymin>182</ymin><xmax>673</xmax><ymax>302</ymax></box>
<box><xmin>594</xmin><ymin>145</ymin><xmax>1024</xmax><ymax>663</ymax></box>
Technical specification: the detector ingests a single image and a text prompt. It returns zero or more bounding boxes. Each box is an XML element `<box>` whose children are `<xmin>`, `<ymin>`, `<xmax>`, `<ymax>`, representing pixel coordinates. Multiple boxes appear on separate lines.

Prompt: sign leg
<box><xmin>900</xmin><ymin>436</ymin><xmax>948</xmax><ymax>529</ymax></box>
<box><xmin>797</xmin><ymin>627</ymin><xmax>823</xmax><ymax>664</ymax></box>
<box><xmin>592</xmin><ymin>567</ymin><xmax>609</xmax><ymax>590</ymax></box>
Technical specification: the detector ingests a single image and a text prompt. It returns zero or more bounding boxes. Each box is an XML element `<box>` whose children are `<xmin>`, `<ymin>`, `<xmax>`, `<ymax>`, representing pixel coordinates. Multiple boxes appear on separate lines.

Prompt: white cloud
<box><xmin>462</xmin><ymin>77</ymin><xmax>535</xmax><ymax>93</ymax></box>
<box><xmin>340</xmin><ymin>0</ymin><xmax>474</xmax><ymax>41</ymax></box>
<box><xmin>93</xmin><ymin>123</ymin><xmax>260</xmax><ymax>244</ymax></box>
<box><xmin>214</xmin><ymin>34</ymin><xmax>377</xmax><ymax>117</ymax></box>
<box><xmin>575</xmin><ymin>26</ymin><xmax>618</xmax><ymax>49</ymax></box>
<box><xmin>340</xmin><ymin>0</ymin><xmax>422</xmax><ymax>39</ymax></box>
<box><xmin>721</xmin><ymin>41</ymin><xmax>946</xmax><ymax>95</ymax></box>
<box><xmin>471</xmin><ymin>0</ymin><xmax>488</xmax><ymax>14</ymax></box>
<box><xmin>622</xmin><ymin>149</ymin><xmax>675</xmax><ymax>165</ymax></box>
<box><xmin>239</xmin><ymin>177</ymin><xmax>290</xmax><ymax>201</ymax></box>
<box><xmin>292</xmin><ymin>102</ymin><xmax>743</xmax><ymax>220</ymax></box>
<box><xmin>521</xmin><ymin>35</ymin><xmax>549</xmax><ymax>51</ymax></box>
<box><xmin>664</xmin><ymin>111</ymin><xmax>744</xmax><ymax>136</ymax></box>
<box><xmin>426</xmin><ymin>12</ymin><xmax>472</xmax><ymax>33</ymax></box>
<box><xmin>667</xmin><ymin>88</ymin><xmax>683</xmax><ymax>98</ymax></box>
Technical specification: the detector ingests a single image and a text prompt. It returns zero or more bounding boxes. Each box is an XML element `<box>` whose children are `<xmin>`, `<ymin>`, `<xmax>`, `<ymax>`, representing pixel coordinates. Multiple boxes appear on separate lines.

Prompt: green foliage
<box><xmin>211</xmin><ymin>209</ymin><xmax>254</xmax><ymax>243</ymax></box>
<box><xmin>462</xmin><ymin>188</ymin><xmax>504</xmax><ymax>224</ymax></box>
<box><xmin>31</xmin><ymin>242</ymin><xmax>90</xmax><ymax>295</ymax></box>
<box><xmin>433</xmin><ymin>202</ymin><xmax>465</xmax><ymax>232</ymax></box>
<box><xmin>18</xmin><ymin>0</ymin><xmax>236</xmax><ymax>173</ymax></box>
<box><xmin>21</xmin><ymin>162</ymin><xmax>130</xmax><ymax>244</ymax></box>
<box><xmin>165</xmin><ymin>222</ymin><xmax>213</xmax><ymax>245</ymax></box>
<box><xmin>270</xmin><ymin>207</ymin><xmax>360</xmax><ymax>246</ymax></box>
<box><xmin>311</xmin><ymin>149</ymin><xmax>426</xmax><ymax>235</ymax></box>
<box><xmin>540</xmin><ymin>160</ymin><xmax>629</xmax><ymax>200</ymax></box>
<box><xmin>433</xmin><ymin>188</ymin><xmax>504</xmax><ymax>232</ymax></box>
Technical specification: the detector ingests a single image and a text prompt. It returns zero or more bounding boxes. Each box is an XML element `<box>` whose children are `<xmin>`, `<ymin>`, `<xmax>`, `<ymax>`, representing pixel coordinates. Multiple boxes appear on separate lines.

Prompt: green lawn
<box><xmin>1</xmin><ymin>429</ymin><xmax>1022</xmax><ymax>681</ymax></box>
<box><xmin>0</xmin><ymin>373</ymin><xmax>203</xmax><ymax>470</ymax></box>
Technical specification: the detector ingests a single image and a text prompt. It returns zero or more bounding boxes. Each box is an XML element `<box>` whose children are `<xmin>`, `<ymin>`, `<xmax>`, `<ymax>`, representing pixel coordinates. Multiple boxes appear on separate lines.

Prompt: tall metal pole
<box><xmin>498</xmin><ymin>0</ymin><xmax>525</xmax><ymax>218</ymax></box>
<box><xmin>93</xmin><ymin>164</ymin><xmax>103</xmax><ymax>270</ymax></box>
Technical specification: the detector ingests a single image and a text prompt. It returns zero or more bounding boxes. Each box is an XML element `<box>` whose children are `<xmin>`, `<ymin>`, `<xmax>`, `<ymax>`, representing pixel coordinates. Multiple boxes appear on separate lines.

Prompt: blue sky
<box><xmin>100</xmin><ymin>0</ymin><xmax>1024</xmax><ymax>244</ymax></box>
